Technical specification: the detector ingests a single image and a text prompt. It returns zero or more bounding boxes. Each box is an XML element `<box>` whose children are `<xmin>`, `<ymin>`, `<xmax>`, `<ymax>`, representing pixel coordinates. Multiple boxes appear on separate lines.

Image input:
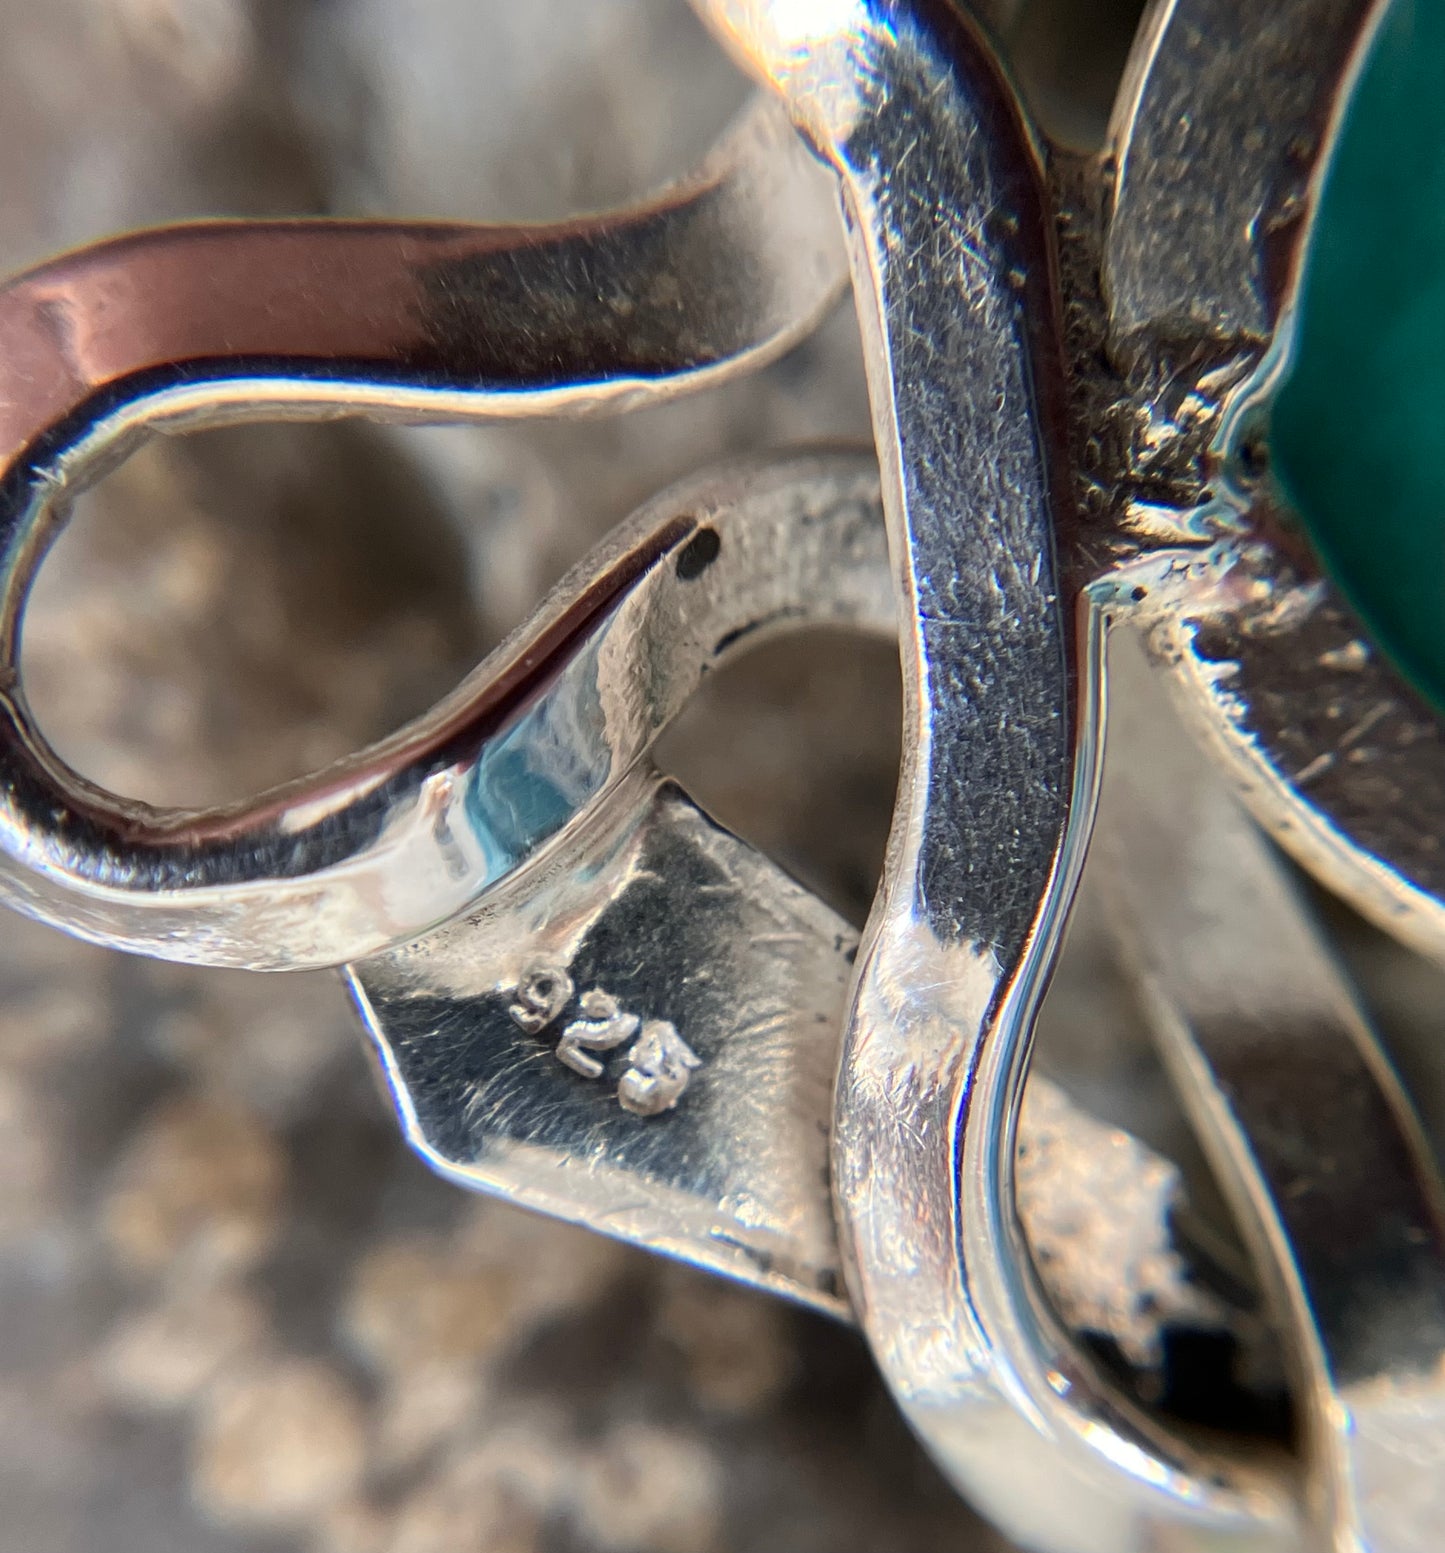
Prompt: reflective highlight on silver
<box><xmin>507</xmin><ymin>965</ymin><xmax>576</xmax><ymax>1036</ymax></box>
<box><xmin>1096</xmin><ymin>0</ymin><xmax>1445</xmax><ymax>966</ymax></box>
<box><xmin>693</xmin><ymin>5</ymin><xmax>1257</xmax><ymax>1547</ymax></box>
<box><xmin>691</xmin><ymin>0</ymin><xmax>1445</xmax><ymax>1549</ymax></box>
<box><xmin>1</xmin><ymin>3</ymin><xmax>1445</xmax><ymax>1552</ymax></box>
<box><xmin>0</xmin><ymin>96</ymin><xmax>847</xmax><ymax>970</ymax></box>
<box><xmin>1098</xmin><ymin>635</ymin><xmax>1445</xmax><ymax>1553</ymax></box>
<box><xmin>617</xmin><ymin>1021</ymin><xmax>702</xmax><ymax>1117</ymax></box>
<box><xmin>355</xmin><ymin>771</ymin><xmax>858</xmax><ymax>1311</ymax></box>
<box><xmin>556</xmin><ymin>991</ymin><xmax>643</xmax><ymax>1083</ymax></box>
<box><xmin>349</xmin><ymin>451</ymin><xmax>890</xmax><ymax>1314</ymax></box>
<box><xmin>346</xmin><ymin>451</ymin><xmax>1261</xmax><ymax>1354</ymax></box>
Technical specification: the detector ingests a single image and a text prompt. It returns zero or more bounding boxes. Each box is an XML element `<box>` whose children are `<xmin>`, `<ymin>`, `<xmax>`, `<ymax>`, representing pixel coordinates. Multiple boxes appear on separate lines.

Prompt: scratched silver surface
<box><xmin>353</xmin><ymin>771</ymin><xmax>856</xmax><ymax>1313</ymax></box>
<box><xmin>346</xmin><ymin>449</ymin><xmax>901</xmax><ymax>1318</ymax></box>
<box><xmin>1097</xmin><ymin>634</ymin><xmax>1445</xmax><ymax>1553</ymax></box>
<box><xmin>0</xmin><ymin>3</ymin><xmax>1144</xmax><ymax>1550</ymax></box>
<box><xmin>345</xmin><ymin>449</ymin><xmax>1245</xmax><ymax>1385</ymax></box>
<box><xmin>691</xmin><ymin>0</ymin><xmax>1445</xmax><ymax>1548</ymax></box>
<box><xmin>0</xmin><ymin>5</ymin><xmax>977</xmax><ymax>1551</ymax></box>
<box><xmin>5</xmin><ymin>2</ymin><xmax>1445</xmax><ymax>1552</ymax></box>
<box><xmin>1092</xmin><ymin>0</ymin><xmax>1445</xmax><ymax>965</ymax></box>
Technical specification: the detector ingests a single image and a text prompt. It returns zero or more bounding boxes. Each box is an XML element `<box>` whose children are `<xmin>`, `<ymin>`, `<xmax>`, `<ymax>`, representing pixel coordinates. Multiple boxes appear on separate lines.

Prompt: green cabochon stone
<box><xmin>1270</xmin><ymin>0</ymin><xmax>1445</xmax><ymax>706</ymax></box>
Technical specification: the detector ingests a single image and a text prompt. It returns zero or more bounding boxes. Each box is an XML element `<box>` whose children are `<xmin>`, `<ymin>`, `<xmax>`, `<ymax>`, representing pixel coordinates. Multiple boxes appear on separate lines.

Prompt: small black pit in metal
<box><xmin>675</xmin><ymin>525</ymin><xmax>721</xmax><ymax>581</ymax></box>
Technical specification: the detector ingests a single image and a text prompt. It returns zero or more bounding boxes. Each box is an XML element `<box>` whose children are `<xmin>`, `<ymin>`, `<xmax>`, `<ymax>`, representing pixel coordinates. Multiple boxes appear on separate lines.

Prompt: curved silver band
<box><xmin>2</xmin><ymin>5</ymin><xmax>1445</xmax><ymax>1550</ymax></box>
<box><xmin>0</xmin><ymin>97</ymin><xmax>846</xmax><ymax>969</ymax></box>
<box><xmin>690</xmin><ymin>1</ymin><xmax>1445</xmax><ymax>1548</ymax></box>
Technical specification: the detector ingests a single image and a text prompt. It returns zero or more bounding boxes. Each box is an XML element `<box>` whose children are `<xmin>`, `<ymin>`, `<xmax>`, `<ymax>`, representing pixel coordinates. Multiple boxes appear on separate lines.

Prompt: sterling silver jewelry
<box><xmin>695</xmin><ymin>1</ymin><xmax>1445</xmax><ymax>1547</ymax></box>
<box><xmin>0</xmin><ymin>3</ymin><xmax>1442</xmax><ymax>1551</ymax></box>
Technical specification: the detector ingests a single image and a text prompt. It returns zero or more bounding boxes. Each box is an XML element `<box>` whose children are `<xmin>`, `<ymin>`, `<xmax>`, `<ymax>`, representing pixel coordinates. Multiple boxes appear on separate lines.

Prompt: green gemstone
<box><xmin>1270</xmin><ymin>0</ymin><xmax>1445</xmax><ymax>706</ymax></box>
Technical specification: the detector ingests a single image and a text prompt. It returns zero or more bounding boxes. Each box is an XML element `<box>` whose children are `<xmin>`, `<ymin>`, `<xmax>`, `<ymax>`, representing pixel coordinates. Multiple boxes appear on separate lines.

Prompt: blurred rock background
<box><xmin>5</xmin><ymin>3</ymin><xmax>1442</xmax><ymax>1552</ymax></box>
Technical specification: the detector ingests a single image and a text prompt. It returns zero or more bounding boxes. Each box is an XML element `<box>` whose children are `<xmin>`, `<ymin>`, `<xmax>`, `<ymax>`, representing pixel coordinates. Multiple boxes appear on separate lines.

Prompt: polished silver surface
<box><xmin>1</xmin><ymin>2</ymin><xmax>1444</xmax><ymax>1551</ymax></box>
<box><xmin>1098</xmin><ymin>634</ymin><xmax>1445</xmax><ymax>1553</ymax></box>
<box><xmin>346</xmin><ymin>450</ymin><xmax>1261</xmax><ymax>1387</ymax></box>
<box><xmin>692</xmin><ymin>1</ymin><xmax>1445</xmax><ymax>1549</ymax></box>
<box><xmin>348</xmin><ymin>449</ymin><xmax>893</xmax><ymax>1317</ymax></box>
<box><xmin>692</xmin><ymin>5</ymin><xmax>1283</xmax><ymax>1548</ymax></box>
<box><xmin>353</xmin><ymin>767</ymin><xmax>857</xmax><ymax>1314</ymax></box>
<box><xmin>0</xmin><ymin>95</ymin><xmax>847</xmax><ymax>969</ymax></box>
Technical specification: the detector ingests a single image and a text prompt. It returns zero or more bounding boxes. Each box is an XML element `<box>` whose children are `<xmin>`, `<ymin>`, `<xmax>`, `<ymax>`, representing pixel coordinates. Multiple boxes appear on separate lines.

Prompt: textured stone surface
<box><xmin>1271</xmin><ymin>0</ymin><xmax>1445</xmax><ymax>705</ymax></box>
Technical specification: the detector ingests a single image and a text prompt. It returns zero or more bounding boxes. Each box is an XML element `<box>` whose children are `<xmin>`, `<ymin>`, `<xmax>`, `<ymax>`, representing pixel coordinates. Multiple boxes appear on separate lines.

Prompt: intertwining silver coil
<box><xmin>0</xmin><ymin>3</ymin><xmax>1443</xmax><ymax>1551</ymax></box>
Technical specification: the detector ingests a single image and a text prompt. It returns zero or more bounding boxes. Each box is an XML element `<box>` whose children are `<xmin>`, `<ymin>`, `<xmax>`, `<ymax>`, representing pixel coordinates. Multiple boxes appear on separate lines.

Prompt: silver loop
<box><xmin>0</xmin><ymin>99</ymin><xmax>847</xmax><ymax>970</ymax></box>
<box><xmin>5</xmin><ymin>6</ymin><xmax>1443</xmax><ymax>1548</ymax></box>
<box><xmin>351</xmin><ymin>448</ymin><xmax>893</xmax><ymax>1315</ymax></box>
<box><xmin>1098</xmin><ymin>633</ymin><xmax>1445</xmax><ymax>1553</ymax></box>
<box><xmin>696</xmin><ymin>1</ymin><xmax>1441</xmax><ymax>1549</ymax></box>
<box><xmin>693</xmin><ymin>1</ymin><xmax>1290</xmax><ymax>1546</ymax></box>
<box><xmin>0</xmin><ymin>443</ymin><xmax>882</xmax><ymax>970</ymax></box>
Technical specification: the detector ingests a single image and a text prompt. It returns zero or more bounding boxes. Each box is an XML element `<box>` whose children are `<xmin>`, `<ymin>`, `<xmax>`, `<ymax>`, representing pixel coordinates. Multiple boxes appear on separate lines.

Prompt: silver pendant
<box><xmin>0</xmin><ymin>2</ymin><xmax>1441</xmax><ymax>1550</ymax></box>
